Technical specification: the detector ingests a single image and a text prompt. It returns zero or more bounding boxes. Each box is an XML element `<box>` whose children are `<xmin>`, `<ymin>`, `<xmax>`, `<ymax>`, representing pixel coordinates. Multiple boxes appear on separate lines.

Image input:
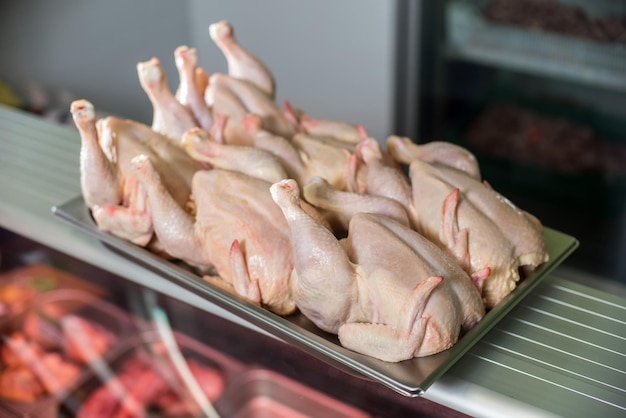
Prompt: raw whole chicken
<box><xmin>406</xmin><ymin>159</ymin><xmax>549</xmax><ymax>308</ymax></box>
<box><xmin>71</xmin><ymin>100</ymin><xmax>204</xmax><ymax>253</ymax></box>
<box><xmin>271</xmin><ymin>179</ymin><xmax>485</xmax><ymax>361</ymax></box>
<box><xmin>135</xmin><ymin>20</ymin><xmax>291</xmax><ymax>156</ymax></box>
<box><xmin>137</xmin><ymin>20</ymin><xmax>282</xmax><ymax>146</ymax></box>
<box><xmin>364</xmin><ymin>138</ymin><xmax>549</xmax><ymax>308</ymax></box>
<box><xmin>130</xmin><ymin>156</ymin><xmax>320</xmax><ymax>315</ymax></box>
<box><xmin>200</xmin><ymin>21</ymin><xmax>296</xmax><ymax>145</ymax></box>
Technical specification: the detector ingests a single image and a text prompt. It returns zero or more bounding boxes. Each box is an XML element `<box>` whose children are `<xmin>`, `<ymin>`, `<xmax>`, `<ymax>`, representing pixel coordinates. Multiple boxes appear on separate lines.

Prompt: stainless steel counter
<box><xmin>1</xmin><ymin>105</ymin><xmax>624</xmax><ymax>418</ymax></box>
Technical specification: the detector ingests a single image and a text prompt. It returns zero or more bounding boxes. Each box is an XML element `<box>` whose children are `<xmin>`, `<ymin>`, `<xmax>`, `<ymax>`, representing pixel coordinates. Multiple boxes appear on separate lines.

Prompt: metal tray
<box><xmin>52</xmin><ymin>196</ymin><xmax>578</xmax><ymax>397</ymax></box>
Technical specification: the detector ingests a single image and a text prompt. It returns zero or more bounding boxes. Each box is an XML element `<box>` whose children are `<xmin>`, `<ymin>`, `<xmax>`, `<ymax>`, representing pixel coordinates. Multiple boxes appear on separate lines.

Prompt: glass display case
<box><xmin>396</xmin><ymin>0</ymin><xmax>626</xmax><ymax>286</ymax></box>
<box><xmin>0</xmin><ymin>228</ymin><xmax>457</xmax><ymax>418</ymax></box>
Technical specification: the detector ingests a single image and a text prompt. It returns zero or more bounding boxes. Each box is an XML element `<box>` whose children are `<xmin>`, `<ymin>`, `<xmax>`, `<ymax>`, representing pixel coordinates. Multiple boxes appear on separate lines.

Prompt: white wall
<box><xmin>0</xmin><ymin>1</ymin><xmax>190</xmax><ymax>123</ymax></box>
<box><xmin>0</xmin><ymin>1</ymin><xmax>396</xmax><ymax>141</ymax></box>
<box><xmin>187</xmin><ymin>0</ymin><xmax>396</xmax><ymax>141</ymax></box>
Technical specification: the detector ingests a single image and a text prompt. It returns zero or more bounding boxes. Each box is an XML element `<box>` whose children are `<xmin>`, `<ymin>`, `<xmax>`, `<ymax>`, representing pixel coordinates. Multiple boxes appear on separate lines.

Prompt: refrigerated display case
<box><xmin>395</xmin><ymin>0</ymin><xmax>626</xmax><ymax>286</ymax></box>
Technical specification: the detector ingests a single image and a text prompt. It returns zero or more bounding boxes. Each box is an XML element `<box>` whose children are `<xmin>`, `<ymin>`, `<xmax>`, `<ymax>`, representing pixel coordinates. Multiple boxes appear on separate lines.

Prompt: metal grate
<box><xmin>0</xmin><ymin>105</ymin><xmax>81</xmax><ymax>208</ymax></box>
<box><xmin>450</xmin><ymin>275</ymin><xmax>626</xmax><ymax>417</ymax></box>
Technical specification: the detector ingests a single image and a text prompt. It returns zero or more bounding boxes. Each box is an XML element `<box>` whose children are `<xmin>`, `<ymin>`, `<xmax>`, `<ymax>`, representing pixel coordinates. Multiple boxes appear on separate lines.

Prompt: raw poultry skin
<box><xmin>206</xmin><ymin>72</ymin><xmax>296</xmax><ymax>145</ymax></box>
<box><xmin>174</xmin><ymin>45</ymin><xmax>214</xmax><ymax>132</ymax></box>
<box><xmin>131</xmin><ymin>156</ymin><xmax>299</xmax><ymax>316</ymax></box>
<box><xmin>284</xmin><ymin>99</ymin><xmax>368</xmax><ymax>145</ymax></box>
<box><xmin>271</xmin><ymin>179</ymin><xmax>484</xmax><ymax>362</ymax></box>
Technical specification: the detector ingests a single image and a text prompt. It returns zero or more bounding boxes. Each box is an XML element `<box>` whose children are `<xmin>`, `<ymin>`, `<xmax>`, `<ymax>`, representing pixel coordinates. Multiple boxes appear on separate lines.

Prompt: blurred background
<box><xmin>1</xmin><ymin>0</ymin><xmax>624</xmax><ymax>287</ymax></box>
<box><xmin>0</xmin><ymin>0</ymin><xmax>395</xmax><ymax>141</ymax></box>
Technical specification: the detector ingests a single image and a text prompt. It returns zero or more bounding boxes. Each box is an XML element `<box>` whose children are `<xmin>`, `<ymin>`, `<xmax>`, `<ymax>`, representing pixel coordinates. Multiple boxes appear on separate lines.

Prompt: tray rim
<box><xmin>51</xmin><ymin>196</ymin><xmax>579</xmax><ymax>397</ymax></box>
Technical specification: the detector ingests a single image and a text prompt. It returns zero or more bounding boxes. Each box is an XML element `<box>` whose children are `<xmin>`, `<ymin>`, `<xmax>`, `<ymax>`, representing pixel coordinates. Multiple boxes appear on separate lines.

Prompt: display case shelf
<box><xmin>445</xmin><ymin>1</ymin><xmax>626</xmax><ymax>92</ymax></box>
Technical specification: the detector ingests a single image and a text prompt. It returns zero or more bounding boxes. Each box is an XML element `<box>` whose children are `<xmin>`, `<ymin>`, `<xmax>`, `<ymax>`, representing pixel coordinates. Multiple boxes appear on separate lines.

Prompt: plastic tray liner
<box><xmin>61</xmin><ymin>330</ymin><xmax>244</xmax><ymax>417</ymax></box>
<box><xmin>0</xmin><ymin>288</ymin><xmax>136</xmax><ymax>417</ymax></box>
<box><xmin>52</xmin><ymin>196</ymin><xmax>579</xmax><ymax>397</ymax></box>
<box><xmin>216</xmin><ymin>367</ymin><xmax>371</xmax><ymax>418</ymax></box>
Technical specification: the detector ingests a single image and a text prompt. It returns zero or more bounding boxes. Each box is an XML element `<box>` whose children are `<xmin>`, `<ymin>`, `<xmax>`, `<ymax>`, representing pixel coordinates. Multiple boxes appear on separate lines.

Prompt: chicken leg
<box><xmin>209</xmin><ymin>20</ymin><xmax>276</xmax><ymax>99</ymax></box>
<box><xmin>210</xmin><ymin>73</ymin><xmax>295</xmax><ymax>139</ymax></box>
<box><xmin>303</xmin><ymin>176</ymin><xmax>410</xmax><ymax>232</ymax></box>
<box><xmin>71</xmin><ymin>100</ymin><xmax>121</xmax><ymax>208</ymax></box>
<box><xmin>174</xmin><ymin>46</ymin><xmax>213</xmax><ymax>131</ymax></box>
<box><xmin>387</xmin><ymin>135</ymin><xmax>481</xmax><ymax>180</ymax></box>
<box><xmin>182</xmin><ymin>127</ymin><xmax>287</xmax><ymax>183</ymax></box>
<box><xmin>353</xmin><ymin>138</ymin><xmax>413</xmax><ymax>212</ymax></box>
<box><xmin>137</xmin><ymin>57</ymin><xmax>198</xmax><ymax>142</ymax></box>
<box><xmin>132</xmin><ymin>158</ymin><xmax>297</xmax><ymax>315</ymax></box>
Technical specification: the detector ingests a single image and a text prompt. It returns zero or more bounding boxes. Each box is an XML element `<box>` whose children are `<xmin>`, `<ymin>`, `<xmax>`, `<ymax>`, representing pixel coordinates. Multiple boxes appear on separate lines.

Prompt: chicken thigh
<box><xmin>270</xmin><ymin>179</ymin><xmax>484</xmax><ymax>362</ymax></box>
